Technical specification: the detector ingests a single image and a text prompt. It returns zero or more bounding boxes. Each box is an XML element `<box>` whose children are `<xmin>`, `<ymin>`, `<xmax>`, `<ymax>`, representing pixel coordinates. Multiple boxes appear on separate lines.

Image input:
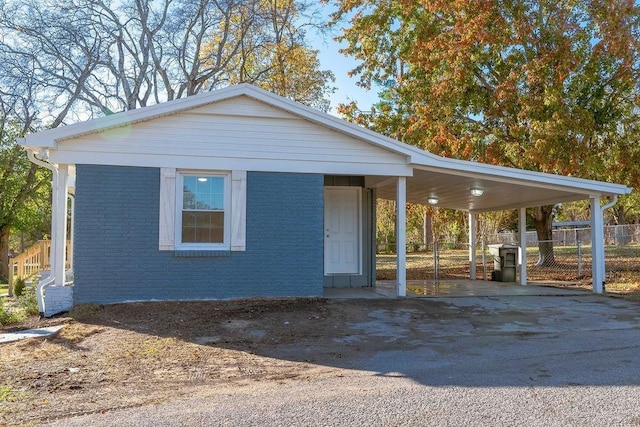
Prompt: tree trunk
<box><xmin>531</xmin><ymin>205</ymin><xmax>555</xmax><ymax>267</ymax></box>
<box><xmin>423</xmin><ymin>212</ymin><xmax>433</xmax><ymax>248</ymax></box>
<box><xmin>0</xmin><ymin>227</ymin><xmax>9</xmax><ymax>284</ymax></box>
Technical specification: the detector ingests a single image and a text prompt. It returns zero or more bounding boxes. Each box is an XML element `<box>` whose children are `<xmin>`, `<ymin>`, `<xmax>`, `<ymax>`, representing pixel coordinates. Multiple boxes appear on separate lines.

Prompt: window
<box><xmin>159</xmin><ymin>168</ymin><xmax>246</xmax><ymax>252</ymax></box>
<box><xmin>179</xmin><ymin>174</ymin><xmax>227</xmax><ymax>245</ymax></box>
<box><xmin>177</xmin><ymin>172</ymin><xmax>230</xmax><ymax>249</ymax></box>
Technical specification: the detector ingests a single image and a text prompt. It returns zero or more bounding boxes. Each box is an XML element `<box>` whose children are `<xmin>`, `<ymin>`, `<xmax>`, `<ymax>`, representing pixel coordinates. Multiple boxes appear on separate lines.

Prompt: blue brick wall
<box><xmin>73</xmin><ymin>165</ymin><xmax>324</xmax><ymax>304</ymax></box>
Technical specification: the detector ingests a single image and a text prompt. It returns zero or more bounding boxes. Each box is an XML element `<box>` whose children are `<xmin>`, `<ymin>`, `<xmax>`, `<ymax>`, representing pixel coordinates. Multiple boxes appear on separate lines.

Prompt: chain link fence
<box><xmin>376</xmin><ymin>224</ymin><xmax>640</xmax><ymax>285</ymax></box>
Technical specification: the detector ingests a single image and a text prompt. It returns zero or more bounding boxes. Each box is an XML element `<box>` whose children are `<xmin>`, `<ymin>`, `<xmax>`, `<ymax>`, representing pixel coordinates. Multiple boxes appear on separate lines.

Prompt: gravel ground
<box><xmin>40</xmin><ymin>373</ymin><xmax>640</xmax><ymax>427</ymax></box>
<box><xmin>23</xmin><ymin>295</ymin><xmax>640</xmax><ymax>427</ymax></box>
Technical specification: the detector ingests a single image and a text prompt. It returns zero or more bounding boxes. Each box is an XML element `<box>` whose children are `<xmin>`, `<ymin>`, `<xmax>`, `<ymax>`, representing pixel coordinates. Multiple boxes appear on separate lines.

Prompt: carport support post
<box><xmin>590</xmin><ymin>196</ymin><xmax>605</xmax><ymax>293</ymax></box>
<box><xmin>468</xmin><ymin>212</ymin><xmax>477</xmax><ymax>280</ymax></box>
<box><xmin>396</xmin><ymin>177</ymin><xmax>407</xmax><ymax>297</ymax></box>
<box><xmin>519</xmin><ymin>207</ymin><xmax>527</xmax><ymax>286</ymax></box>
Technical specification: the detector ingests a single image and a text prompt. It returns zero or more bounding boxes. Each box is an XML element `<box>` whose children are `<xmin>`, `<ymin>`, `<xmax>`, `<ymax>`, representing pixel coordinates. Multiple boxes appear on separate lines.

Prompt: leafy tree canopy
<box><xmin>332</xmin><ymin>0</ymin><xmax>640</xmax><ymax>175</ymax></box>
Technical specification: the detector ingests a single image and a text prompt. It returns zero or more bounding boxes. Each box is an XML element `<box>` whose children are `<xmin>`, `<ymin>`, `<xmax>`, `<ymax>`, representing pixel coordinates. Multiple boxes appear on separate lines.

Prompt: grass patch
<box><xmin>0</xmin><ymin>385</ymin><xmax>28</xmax><ymax>403</ymax></box>
<box><xmin>0</xmin><ymin>283</ymin><xmax>8</xmax><ymax>294</ymax></box>
<box><xmin>0</xmin><ymin>297</ymin><xmax>26</xmax><ymax>326</ymax></box>
<box><xmin>68</xmin><ymin>303</ymin><xmax>102</xmax><ymax>320</ymax></box>
<box><xmin>0</xmin><ymin>286</ymin><xmax>39</xmax><ymax>326</ymax></box>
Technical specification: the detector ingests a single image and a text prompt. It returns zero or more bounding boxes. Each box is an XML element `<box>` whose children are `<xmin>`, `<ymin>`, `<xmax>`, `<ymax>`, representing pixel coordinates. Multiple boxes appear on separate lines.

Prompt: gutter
<box><xmin>24</xmin><ymin>146</ymin><xmax>58</xmax><ymax>315</ymax></box>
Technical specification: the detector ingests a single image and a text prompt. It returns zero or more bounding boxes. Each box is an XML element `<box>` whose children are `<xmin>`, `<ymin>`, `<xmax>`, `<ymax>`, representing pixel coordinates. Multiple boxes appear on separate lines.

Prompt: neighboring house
<box><xmin>20</xmin><ymin>84</ymin><xmax>631</xmax><ymax>317</ymax></box>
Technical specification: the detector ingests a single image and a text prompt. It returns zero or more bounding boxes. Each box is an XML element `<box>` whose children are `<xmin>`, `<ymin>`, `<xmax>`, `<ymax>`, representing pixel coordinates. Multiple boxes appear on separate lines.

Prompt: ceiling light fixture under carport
<box><xmin>470</xmin><ymin>187</ymin><xmax>484</xmax><ymax>197</ymax></box>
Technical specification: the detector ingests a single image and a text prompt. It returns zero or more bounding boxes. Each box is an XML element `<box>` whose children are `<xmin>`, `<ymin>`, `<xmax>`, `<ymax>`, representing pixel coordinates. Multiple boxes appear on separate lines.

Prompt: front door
<box><xmin>324</xmin><ymin>187</ymin><xmax>361</xmax><ymax>274</ymax></box>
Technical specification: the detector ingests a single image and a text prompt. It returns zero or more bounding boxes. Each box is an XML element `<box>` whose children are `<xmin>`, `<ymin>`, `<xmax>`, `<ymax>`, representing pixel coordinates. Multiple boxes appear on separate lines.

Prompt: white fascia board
<box><xmin>48</xmin><ymin>150</ymin><xmax>415</xmax><ymax>177</ymax></box>
<box><xmin>413</xmin><ymin>156</ymin><xmax>632</xmax><ymax>197</ymax></box>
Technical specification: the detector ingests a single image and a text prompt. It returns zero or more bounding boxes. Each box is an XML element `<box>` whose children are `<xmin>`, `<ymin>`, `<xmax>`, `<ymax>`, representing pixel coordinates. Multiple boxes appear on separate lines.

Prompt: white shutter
<box><xmin>159</xmin><ymin>167</ymin><xmax>176</xmax><ymax>250</ymax></box>
<box><xmin>231</xmin><ymin>170</ymin><xmax>247</xmax><ymax>251</ymax></box>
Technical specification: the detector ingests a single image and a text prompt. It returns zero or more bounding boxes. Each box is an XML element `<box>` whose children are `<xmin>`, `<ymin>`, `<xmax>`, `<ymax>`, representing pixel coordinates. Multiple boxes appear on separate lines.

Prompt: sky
<box><xmin>308</xmin><ymin>8</ymin><xmax>381</xmax><ymax>116</ymax></box>
<box><xmin>315</xmin><ymin>37</ymin><xmax>381</xmax><ymax>116</ymax></box>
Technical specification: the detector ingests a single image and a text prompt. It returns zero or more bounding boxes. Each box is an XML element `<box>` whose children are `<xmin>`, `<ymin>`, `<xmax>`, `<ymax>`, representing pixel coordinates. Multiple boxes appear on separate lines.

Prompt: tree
<box><xmin>0</xmin><ymin>107</ymin><xmax>50</xmax><ymax>282</ymax></box>
<box><xmin>0</xmin><ymin>0</ymin><xmax>334</xmax><ymax>120</ymax></box>
<box><xmin>0</xmin><ymin>0</ymin><xmax>334</xmax><ymax>274</ymax></box>
<box><xmin>205</xmin><ymin>0</ymin><xmax>335</xmax><ymax>111</ymax></box>
<box><xmin>330</xmin><ymin>0</ymin><xmax>640</xmax><ymax>265</ymax></box>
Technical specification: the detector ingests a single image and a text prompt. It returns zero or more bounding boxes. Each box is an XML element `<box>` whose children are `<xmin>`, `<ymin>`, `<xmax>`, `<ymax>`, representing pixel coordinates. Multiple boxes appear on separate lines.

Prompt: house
<box><xmin>20</xmin><ymin>84</ymin><xmax>631</xmax><ymax>317</ymax></box>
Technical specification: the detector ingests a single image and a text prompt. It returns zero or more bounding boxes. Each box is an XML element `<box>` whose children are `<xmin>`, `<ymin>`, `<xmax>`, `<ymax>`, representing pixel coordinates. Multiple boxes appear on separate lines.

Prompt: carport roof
<box><xmin>374</xmin><ymin>154</ymin><xmax>632</xmax><ymax>212</ymax></box>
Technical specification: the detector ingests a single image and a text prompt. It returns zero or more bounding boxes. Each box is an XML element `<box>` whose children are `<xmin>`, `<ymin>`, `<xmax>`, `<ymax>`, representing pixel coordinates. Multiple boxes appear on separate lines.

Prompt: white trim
<box><xmin>53</xmin><ymin>164</ymin><xmax>69</xmax><ymax>286</ymax></box>
<box><xmin>231</xmin><ymin>171</ymin><xmax>247</xmax><ymax>251</ymax></box>
<box><xmin>519</xmin><ymin>208</ymin><xmax>528</xmax><ymax>286</ymax></box>
<box><xmin>174</xmin><ymin>171</ymin><xmax>231</xmax><ymax>251</ymax></box>
<box><xmin>590</xmin><ymin>197</ymin><xmax>605</xmax><ymax>293</ymax></box>
<box><xmin>47</xmin><ymin>151</ymin><xmax>414</xmax><ymax>177</ymax></box>
<box><xmin>158</xmin><ymin>168</ymin><xmax>176</xmax><ymax>250</ymax></box>
<box><xmin>396</xmin><ymin>177</ymin><xmax>407</xmax><ymax>297</ymax></box>
<box><xmin>468</xmin><ymin>212</ymin><xmax>477</xmax><ymax>280</ymax></box>
<box><xmin>159</xmin><ymin>168</ymin><xmax>247</xmax><ymax>252</ymax></box>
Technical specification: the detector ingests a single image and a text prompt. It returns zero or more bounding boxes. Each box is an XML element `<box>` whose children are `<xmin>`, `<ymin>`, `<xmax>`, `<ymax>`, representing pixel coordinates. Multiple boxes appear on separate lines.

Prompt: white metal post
<box><xmin>53</xmin><ymin>164</ymin><xmax>69</xmax><ymax>286</ymax></box>
<box><xmin>468</xmin><ymin>212</ymin><xmax>477</xmax><ymax>280</ymax></box>
<box><xmin>519</xmin><ymin>207</ymin><xmax>528</xmax><ymax>286</ymax></box>
<box><xmin>68</xmin><ymin>194</ymin><xmax>75</xmax><ymax>273</ymax></box>
<box><xmin>396</xmin><ymin>177</ymin><xmax>407</xmax><ymax>297</ymax></box>
<box><xmin>590</xmin><ymin>196</ymin><xmax>605</xmax><ymax>293</ymax></box>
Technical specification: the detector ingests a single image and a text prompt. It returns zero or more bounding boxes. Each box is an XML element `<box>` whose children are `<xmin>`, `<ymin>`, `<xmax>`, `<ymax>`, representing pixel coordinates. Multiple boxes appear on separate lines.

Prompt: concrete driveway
<box><xmin>42</xmin><ymin>294</ymin><xmax>640</xmax><ymax>427</ymax></box>
<box><xmin>325</xmin><ymin>280</ymin><xmax>591</xmax><ymax>298</ymax></box>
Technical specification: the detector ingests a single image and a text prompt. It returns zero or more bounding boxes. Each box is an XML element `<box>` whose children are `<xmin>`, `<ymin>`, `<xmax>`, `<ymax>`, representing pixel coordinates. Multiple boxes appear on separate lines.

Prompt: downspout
<box><xmin>599</xmin><ymin>195</ymin><xmax>618</xmax><ymax>292</ymax></box>
<box><xmin>601</xmin><ymin>195</ymin><xmax>618</xmax><ymax>214</ymax></box>
<box><xmin>25</xmin><ymin>147</ymin><xmax>58</xmax><ymax>314</ymax></box>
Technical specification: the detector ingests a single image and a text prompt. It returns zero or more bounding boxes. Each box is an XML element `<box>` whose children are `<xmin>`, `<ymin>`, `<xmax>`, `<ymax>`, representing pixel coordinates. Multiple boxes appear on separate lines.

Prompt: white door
<box><xmin>324</xmin><ymin>187</ymin><xmax>361</xmax><ymax>274</ymax></box>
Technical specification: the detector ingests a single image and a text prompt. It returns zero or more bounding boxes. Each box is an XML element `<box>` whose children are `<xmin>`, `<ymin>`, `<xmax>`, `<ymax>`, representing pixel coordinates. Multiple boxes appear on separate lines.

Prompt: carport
<box><xmin>369</xmin><ymin>148</ymin><xmax>632</xmax><ymax>296</ymax></box>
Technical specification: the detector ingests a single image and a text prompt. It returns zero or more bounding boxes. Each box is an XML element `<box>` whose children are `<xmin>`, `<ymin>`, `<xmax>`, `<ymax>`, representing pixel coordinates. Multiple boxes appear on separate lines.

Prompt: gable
<box><xmin>48</xmin><ymin>95</ymin><xmax>411</xmax><ymax>176</ymax></box>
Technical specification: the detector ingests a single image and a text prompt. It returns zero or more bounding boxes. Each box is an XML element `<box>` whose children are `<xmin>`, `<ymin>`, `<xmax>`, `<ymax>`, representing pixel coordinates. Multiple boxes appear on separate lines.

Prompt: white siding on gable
<box><xmin>194</xmin><ymin>96</ymin><xmax>296</xmax><ymax>119</ymax></box>
<box><xmin>50</xmin><ymin>96</ymin><xmax>412</xmax><ymax>176</ymax></box>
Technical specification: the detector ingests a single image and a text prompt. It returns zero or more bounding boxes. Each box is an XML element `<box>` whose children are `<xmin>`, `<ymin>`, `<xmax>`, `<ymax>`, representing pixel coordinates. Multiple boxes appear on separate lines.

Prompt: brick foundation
<box><xmin>43</xmin><ymin>285</ymin><xmax>74</xmax><ymax>317</ymax></box>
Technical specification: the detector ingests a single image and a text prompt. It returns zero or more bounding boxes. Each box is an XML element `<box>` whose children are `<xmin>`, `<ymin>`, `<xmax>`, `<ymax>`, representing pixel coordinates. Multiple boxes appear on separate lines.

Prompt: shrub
<box><xmin>17</xmin><ymin>286</ymin><xmax>39</xmax><ymax>316</ymax></box>
<box><xmin>13</xmin><ymin>277</ymin><xmax>26</xmax><ymax>297</ymax></box>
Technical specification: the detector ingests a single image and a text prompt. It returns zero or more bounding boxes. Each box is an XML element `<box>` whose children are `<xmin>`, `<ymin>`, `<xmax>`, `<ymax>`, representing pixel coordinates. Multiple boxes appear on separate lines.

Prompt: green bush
<box><xmin>13</xmin><ymin>277</ymin><xmax>26</xmax><ymax>297</ymax></box>
<box><xmin>17</xmin><ymin>286</ymin><xmax>39</xmax><ymax>316</ymax></box>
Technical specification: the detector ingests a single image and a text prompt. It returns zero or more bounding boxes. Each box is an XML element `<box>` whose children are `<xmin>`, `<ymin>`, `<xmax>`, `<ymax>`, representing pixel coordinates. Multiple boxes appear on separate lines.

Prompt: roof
<box><xmin>21</xmin><ymin>83</ymin><xmax>632</xmax><ymax>212</ymax></box>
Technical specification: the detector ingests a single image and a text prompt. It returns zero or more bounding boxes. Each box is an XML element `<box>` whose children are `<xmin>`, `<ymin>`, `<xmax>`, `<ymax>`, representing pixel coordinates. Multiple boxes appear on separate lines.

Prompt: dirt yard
<box><xmin>0</xmin><ymin>297</ymin><xmax>463</xmax><ymax>426</ymax></box>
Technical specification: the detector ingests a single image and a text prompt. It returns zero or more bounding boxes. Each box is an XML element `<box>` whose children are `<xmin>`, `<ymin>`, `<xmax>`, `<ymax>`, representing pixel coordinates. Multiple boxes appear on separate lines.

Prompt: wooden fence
<box><xmin>7</xmin><ymin>240</ymin><xmax>71</xmax><ymax>294</ymax></box>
